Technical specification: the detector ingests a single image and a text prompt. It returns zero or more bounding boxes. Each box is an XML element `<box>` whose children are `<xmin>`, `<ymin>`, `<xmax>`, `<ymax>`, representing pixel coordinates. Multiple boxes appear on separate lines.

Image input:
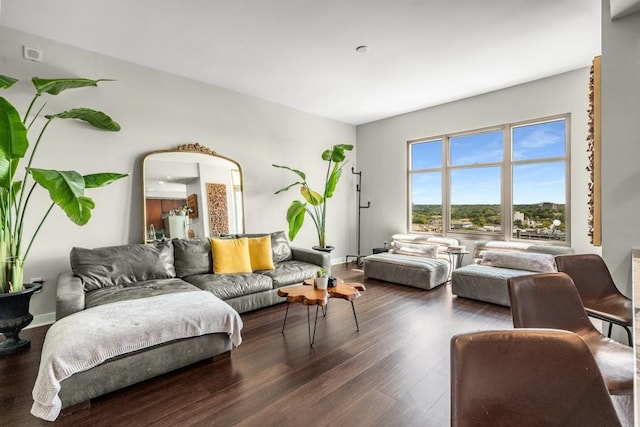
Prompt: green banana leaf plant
<box><xmin>0</xmin><ymin>75</ymin><xmax>129</xmax><ymax>293</ymax></box>
<box><xmin>273</xmin><ymin>144</ymin><xmax>353</xmax><ymax>248</ymax></box>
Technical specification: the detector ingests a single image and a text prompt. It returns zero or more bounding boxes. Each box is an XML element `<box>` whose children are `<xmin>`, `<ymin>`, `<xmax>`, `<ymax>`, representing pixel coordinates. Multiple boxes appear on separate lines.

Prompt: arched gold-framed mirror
<box><xmin>142</xmin><ymin>143</ymin><xmax>244</xmax><ymax>242</ymax></box>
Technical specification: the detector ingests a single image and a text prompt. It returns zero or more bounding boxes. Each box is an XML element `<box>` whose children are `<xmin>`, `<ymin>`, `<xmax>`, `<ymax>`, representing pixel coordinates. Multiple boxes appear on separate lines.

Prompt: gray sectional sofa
<box><xmin>50</xmin><ymin>231</ymin><xmax>328</xmax><ymax>414</ymax></box>
<box><xmin>451</xmin><ymin>240</ymin><xmax>574</xmax><ymax>306</ymax></box>
<box><xmin>57</xmin><ymin>231</ymin><xmax>330</xmax><ymax>319</ymax></box>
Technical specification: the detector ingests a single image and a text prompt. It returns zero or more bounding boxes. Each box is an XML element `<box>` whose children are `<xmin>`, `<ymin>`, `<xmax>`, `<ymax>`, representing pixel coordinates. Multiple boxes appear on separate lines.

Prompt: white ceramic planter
<box><xmin>315</xmin><ymin>277</ymin><xmax>328</xmax><ymax>290</ymax></box>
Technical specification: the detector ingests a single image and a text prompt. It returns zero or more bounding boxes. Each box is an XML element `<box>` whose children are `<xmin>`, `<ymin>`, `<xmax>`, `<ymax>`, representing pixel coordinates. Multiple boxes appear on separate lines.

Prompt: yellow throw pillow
<box><xmin>248</xmin><ymin>235</ymin><xmax>275</xmax><ymax>271</ymax></box>
<box><xmin>211</xmin><ymin>238</ymin><xmax>252</xmax><ymax>274</ymax></box>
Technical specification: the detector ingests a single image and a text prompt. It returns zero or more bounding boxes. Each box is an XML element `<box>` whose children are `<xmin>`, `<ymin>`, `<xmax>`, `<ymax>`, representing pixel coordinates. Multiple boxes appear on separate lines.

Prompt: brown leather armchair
<box><xmin>507</xmin><ymin>272</ymin><xmax>633</xmax><ymax>396</ymax></box>
<box><xmin>451</xmin><ymin>329</ymin><xmax>621</xmax><ymax>427</ymax></box>
<box><xmin>555</xmin><ymin>253</ymin><xmax>633</xmax><ymax>345</ymax></box>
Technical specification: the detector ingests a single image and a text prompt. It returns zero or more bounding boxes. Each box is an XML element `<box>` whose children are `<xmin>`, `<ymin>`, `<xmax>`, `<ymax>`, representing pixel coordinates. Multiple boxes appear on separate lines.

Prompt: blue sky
<box><xmin>411</xmin><ymin>119</ymin><xmax>566</xmax><ymax>204</ymax></box>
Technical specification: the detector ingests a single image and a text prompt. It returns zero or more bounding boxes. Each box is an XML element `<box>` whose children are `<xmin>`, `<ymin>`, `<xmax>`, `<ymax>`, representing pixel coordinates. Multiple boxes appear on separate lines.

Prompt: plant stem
<box><xmin>22</xmin><ymin>202</ymin><xmax>54</xmax><ymax>262</ymax></box>
<box><xmin>23</xmin><ymin>93</ymin><xmax>41</xmax><ymax>124</ymax></box>
<box><xmin>27</xmin><ymin>101</ymin><xmax>47</xmax><ymax>130</ymax></box>
<box><xmin>15</xmin><ymin>117</ymin><xmax>53</xmax><ymax>240</ymax></box>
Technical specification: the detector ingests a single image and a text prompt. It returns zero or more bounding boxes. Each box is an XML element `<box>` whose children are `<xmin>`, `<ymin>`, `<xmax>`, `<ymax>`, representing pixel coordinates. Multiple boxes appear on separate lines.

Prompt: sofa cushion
<box><xmin>211</xmin><ymin>238</ymin><xmax>252</xmax><ymax>274</ymax></box>
<box><xmin>248</xmin><ymin>236</ymin><xmax>275</xmax><ymax>271</ymax></box>
<box><xmin>85</xmin><ymin>278</ymin><xmax>200</xmax><ymax>309</ymax></box>
<box><xmin>391</xmin><ymin>241</ymin><xmax>439</xmax><ymax>258</ymax></box>
<box><xmin>480</xmin><ymin>251</ymin><xmax>556</xmax><ymax>273</ymax></box>
<box><xmin>71</xmin><ymin>242</ymin><xmax>176</xmax><ymax>291</ymax></box>
<box><xmin>184</xmin><ymin>273</ymin><xmax>273</xmax><ymax>299</ymax></box>
<box><xmin>270</xmin><ymin>231</ymin><xmax>293</xmax><ymax>263</ymax></box>
<box><xmin>262</xmin><ymin>260</ymin><xmax>322</xmax><ymax>288</ymax></box>
<box><xmin>172</xmin><ymin>238</ymin><xmax>212</xmax><ymax>277</ymax></box>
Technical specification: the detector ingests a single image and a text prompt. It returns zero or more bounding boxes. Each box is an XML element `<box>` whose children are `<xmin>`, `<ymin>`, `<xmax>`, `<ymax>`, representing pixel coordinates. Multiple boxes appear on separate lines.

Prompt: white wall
<box><xmin>0</xmin><ymin>26</ymin><xmax>356</xmax><ymax>321</ymax></box>
<box><xmin>356</xmin><ymin>69</ymin><xmax>598</xmax><ymax>260</ymax></box>
<box><xmin>601</xmin><ymin>1</ymin><xmax>640</xmax><ymax>296</ymax></box>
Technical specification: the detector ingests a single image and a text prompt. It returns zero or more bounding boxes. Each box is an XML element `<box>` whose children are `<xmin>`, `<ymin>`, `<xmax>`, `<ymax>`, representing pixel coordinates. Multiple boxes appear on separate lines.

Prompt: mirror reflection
<box><xmin>142</xmin><ymin>143</ymin><xmax>244</xmax><ymax>242</ymax></box>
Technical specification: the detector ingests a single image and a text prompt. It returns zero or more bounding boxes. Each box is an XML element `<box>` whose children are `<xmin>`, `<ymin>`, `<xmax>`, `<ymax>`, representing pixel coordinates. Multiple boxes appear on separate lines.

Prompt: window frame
<box><xmin>407</xmin><ymin>114</ymin><xmax>571</xmax><ymax>245</ymax></box>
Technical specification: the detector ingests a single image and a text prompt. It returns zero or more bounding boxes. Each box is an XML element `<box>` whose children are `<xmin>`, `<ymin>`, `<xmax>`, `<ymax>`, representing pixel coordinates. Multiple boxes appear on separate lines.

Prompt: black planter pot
<box><xmin>0</xmin><ymin>283</ymin><xmax>42</xmax><ymax>355</ymax></box>
<box><xmin>312</xmin><ymin>245</ymin><xmax>335</xmax><ymax>253</ymax></box>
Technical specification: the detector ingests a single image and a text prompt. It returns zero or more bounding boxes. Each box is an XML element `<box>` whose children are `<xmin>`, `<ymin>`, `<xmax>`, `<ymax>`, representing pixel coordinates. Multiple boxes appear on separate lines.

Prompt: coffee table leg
<box><xmin>281</xmin><ymin>303</ymin><xmax>290</xmax><ymax>334</ymax></box>
<box><xmin>307</xmin><ymin>305</ymin><xmax>321</xmax><ymax>347</ymax></box>
<box><xmin>351</xmin><ymin>301</ymin><xmax>360</xmax><ymax>332</ymax></box>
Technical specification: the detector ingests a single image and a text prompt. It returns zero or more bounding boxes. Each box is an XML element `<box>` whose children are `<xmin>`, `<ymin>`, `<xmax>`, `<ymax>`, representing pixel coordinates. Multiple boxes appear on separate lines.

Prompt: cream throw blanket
<box><xmin>31</xmin><ymin>291</ymin><xmax>243</xmax><ymax>421</ymax></box>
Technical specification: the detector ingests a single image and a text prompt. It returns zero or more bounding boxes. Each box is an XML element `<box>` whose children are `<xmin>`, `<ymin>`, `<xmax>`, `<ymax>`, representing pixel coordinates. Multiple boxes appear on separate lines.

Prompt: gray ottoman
<box><xmin>451</xmin><ymin>264</ymin><xmax>535</xmax><ymax>307</ymax></box>
<box><xmin>363</xmin><ymin>253</ymin><xmax>449</xmax><ymax>290</ymax></box>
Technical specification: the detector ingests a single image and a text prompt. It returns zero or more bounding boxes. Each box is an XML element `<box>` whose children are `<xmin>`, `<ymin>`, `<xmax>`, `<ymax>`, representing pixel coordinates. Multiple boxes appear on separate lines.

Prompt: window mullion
<box><xmin>503</xmin><ymin>125</ymin><xmax>512</xmax><ymax>241</ymax></box>
<box><xmin>443</xmin><ymin>135</ymin><xmax>450</xmax><ymax>236</ymax></box>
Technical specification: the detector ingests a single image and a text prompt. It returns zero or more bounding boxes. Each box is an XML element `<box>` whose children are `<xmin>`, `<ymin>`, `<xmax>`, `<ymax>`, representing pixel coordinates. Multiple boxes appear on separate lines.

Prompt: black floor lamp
<box><xmin>345</xmin><ymin>167</ymin><xmax>371</xmax><ymax>265</ymax></box>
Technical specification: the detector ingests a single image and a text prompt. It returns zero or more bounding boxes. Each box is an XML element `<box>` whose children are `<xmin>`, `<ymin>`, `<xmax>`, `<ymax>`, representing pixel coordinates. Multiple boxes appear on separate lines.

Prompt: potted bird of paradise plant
<box><xmin>0</xmin><ymin>74</ymin><xmax>129</xmax><ymax>353</ymax></box>
<box><xmin>272</xmin><ymin>144</ymin><xmax>353</xmax><ymax>252</ymax></box>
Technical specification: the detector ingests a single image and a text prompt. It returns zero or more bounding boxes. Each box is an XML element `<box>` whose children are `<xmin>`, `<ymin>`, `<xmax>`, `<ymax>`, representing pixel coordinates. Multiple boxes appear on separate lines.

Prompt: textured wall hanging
<box><xmin>207</xmin><ymin>183</ymin><xmax>229</xmax><ymax>235</ymax></box>
<box><xmin>587</xmin><ymin>56</ymin><xmax>601</xmax><ymax>246</ymax></box>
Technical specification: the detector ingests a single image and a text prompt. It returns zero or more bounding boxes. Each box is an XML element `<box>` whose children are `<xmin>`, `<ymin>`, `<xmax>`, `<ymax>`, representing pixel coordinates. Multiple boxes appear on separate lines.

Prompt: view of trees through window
<box><xmin>409</xmin><ymin>117</ymin><xmax>568</xmax><ymax>242</ymax></box>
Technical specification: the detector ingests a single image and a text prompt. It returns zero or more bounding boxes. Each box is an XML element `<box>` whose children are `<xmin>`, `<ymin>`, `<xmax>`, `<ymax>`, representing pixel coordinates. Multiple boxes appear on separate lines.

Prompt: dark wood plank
<box><xmin>0</xmin><ymin>263</ymin><xmax>513</xmax><ymax>426</ymax></box>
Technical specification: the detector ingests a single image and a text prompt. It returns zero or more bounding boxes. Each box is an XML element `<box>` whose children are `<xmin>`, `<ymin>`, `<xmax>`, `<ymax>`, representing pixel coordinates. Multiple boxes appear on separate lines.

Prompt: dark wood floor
<box><xmin>1</xmin><ymin>264</ymin><xmax>513</xmax><ymax>426</ymax></box>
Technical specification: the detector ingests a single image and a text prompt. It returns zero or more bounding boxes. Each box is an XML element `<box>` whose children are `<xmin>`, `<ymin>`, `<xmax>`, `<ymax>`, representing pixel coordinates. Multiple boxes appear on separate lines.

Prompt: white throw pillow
<box><xmin>480</xmin><ymin>251</ymin><xmax>556</xmax><ymax>273</ymax></box>
<box><xmin>391</xmin><ymin>241</ymin><xmax>439</xmax><ymax>258</ymax></box>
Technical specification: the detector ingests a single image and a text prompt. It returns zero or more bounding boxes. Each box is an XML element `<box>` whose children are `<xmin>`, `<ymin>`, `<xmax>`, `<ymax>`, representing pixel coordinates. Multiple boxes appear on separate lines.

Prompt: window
<box><xmin>409</xmin><ymin>116</ymin><xmax>569</xmax><ymax>243</ymax></box>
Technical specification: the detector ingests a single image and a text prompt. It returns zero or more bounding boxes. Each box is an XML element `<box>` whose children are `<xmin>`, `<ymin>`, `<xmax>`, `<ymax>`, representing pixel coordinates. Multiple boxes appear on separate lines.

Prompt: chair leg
<box><xmin>607</xmin><ymin>322</ymin><xmax>613</xmax><ymax>338</ymax></box>
<box><xmin>624</xmin><ymin>326</ymin><xmax>633</xmax><ymax>346</ymax></box>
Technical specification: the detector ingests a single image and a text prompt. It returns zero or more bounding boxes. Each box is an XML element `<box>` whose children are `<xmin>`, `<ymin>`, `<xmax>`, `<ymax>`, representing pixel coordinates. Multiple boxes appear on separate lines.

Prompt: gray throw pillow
<box><xmin>270</xmin><ymin>231</ymin><xmax>292</xmax><ymax>263</ymax></box>
<box><xmin>71</xmin><ymin>241</ymin><xmax>176</xmax><ymax>291</ymax></box>
<box><xmin>172</xmin><ymin>238</ymin><xmax>213</xmax><ymax>277</ymax></box>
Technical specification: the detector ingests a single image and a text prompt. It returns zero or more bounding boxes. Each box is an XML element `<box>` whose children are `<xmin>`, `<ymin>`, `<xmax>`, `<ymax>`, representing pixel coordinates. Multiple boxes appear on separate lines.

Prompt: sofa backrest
<box><xmin>472</xmin><ymin>240</ymin><xmax>574</xmax><ymax>262</ymax></box>
<box><xmin>391</xmin><ymin>234</ymin><xmax>460</xmax><ymax>262</ymax></box>
<box><xmin>71</xmin><ymin>241</ymin><xmax>176</xmax><ymax>291</ymax></box>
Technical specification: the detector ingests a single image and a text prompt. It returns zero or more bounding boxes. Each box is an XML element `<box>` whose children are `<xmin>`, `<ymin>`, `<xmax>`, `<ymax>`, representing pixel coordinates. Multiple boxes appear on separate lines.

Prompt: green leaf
<box><xmin>0</xmin><ymin>97</ymin><xmax>29</xmax><ymax>188</ymax></box>
<box><xmin>325</xmin><ymin>165</ymin><xmax>342</xmax><ymax>199</ymax></box>
<box><xmin>274</xmin><ymin>181</ymin><xmax>303</xmax><ymax>194</ymax></box>
<box><xmin>83</xmin><ymin>172</ymin><xmax>129</xmax><ymax>188</ymax></box>
<box><xmin>334</xmin><ymin>144</ymin><xmax>354</xmax><ymax>151</ymax></box>
<box><xmin>301</xmin><ymin>186</ymin><xmax>323</xmax><ymax>205</ymax></box>
<box><xmin>286</xmin><ymin>200</ymin><xmax>307</xmax><ymax>241</ymax></box>
<box><xmin>272</xmin><ymin>164</ymin><xmax>306</xmax><ymax>181</ymax></box>
<box><xmin>321</xmin><ymin>144</ymin><xmax>353</xmax><ymax>162</ymax></box>
<box><xmin>29</xmin><ymin>168</ymin><xmax>95</xmax><ymax>225</ymax></box>
<box><xmin>32</xmin><ymin>78</ymin><xmax>113</xmax><ymax>95</ymax></box>
<box><xmin>0</xmin><ymin>75</ymin><xmax>18</xmax><ymax>89</ymax></box>
<box><xmin>46</xmin><ymin>108</ymin><xmax>121</xmax><ymax>131</ymax></box>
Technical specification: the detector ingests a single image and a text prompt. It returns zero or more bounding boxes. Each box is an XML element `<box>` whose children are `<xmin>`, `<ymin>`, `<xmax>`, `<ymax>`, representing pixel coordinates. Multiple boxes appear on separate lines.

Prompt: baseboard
<box><xmin>25</xmin><ymin>312</ymin><xmax>56</xmax><ymax>329</ymax></box>
<box><xmin>332</xmin><ymin>257</ymin><xmax>346</xmax><ymax>265</ymax></box>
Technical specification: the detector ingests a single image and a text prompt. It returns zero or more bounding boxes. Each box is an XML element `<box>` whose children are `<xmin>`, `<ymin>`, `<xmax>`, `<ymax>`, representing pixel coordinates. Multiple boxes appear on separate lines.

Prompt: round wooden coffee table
<box><xmin>277</xmin><ymin>279</ymin><xmax>366</xmax><ymax>346</ymax></box>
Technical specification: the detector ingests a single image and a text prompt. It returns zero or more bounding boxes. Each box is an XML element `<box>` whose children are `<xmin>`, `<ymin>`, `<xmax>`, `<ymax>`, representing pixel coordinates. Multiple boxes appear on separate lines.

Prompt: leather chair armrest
<box><xmin>290</xmin><ymin>247</ymin><xmax>332</xmax><ymax>276</ymax></box>
<box><xmin>56</xmin><ymin>271</ymin><xmax>85</xmax><ymax>320</ymax></box>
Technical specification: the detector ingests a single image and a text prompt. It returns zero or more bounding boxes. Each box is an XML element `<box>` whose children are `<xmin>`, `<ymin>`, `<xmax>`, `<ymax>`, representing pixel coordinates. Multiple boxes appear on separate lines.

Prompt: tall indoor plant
<box><xmin>273</xmin><ymin>144</ymin><xmax>353</xmax><ymax>250</ymax></box>
<box><xmin>0</xmin><ymin>74</ymin><xmax>128</xmax><ymax>351</ymax></box>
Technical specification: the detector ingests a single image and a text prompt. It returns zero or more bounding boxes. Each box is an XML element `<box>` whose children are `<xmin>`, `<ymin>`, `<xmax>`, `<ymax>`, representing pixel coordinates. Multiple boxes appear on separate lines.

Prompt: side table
<box><xmin>446</xmin><ymin>248</ymin><xmax>470</xmax><ymax>280</ymax></box>
<box><xmin>277</xmin><ymin>279</ymin><xmax>366</xmax><ymax>347</ymax></box>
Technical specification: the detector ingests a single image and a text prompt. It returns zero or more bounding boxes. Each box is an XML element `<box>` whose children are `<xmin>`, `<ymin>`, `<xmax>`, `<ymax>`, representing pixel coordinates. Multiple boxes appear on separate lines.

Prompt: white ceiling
<box><xmin>0</xmin><ymin>0</ymin><xmax>601</xmax><ymax>125</ymax></box>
